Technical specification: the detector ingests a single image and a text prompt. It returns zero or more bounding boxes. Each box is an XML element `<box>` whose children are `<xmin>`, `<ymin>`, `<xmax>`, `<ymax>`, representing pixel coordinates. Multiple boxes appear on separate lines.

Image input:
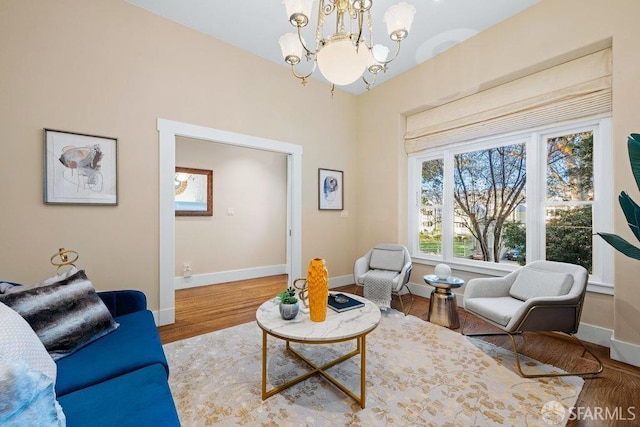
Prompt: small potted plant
<box><xmin>277</xmin><ymin>286</ymin><xmax>299</xmax><ymax>320</ymax></box>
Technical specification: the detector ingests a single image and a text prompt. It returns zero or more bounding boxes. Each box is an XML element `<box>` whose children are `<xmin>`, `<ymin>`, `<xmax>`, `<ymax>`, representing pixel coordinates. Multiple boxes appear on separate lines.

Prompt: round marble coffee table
<box><xmin>256</xmin><ymin>293</ymin><xmax>380</xmax><ymax>408</ymax></box>
<box><xmin>424</xmin><ymin>274</ymin><xmax>465</xmax><ymax>328</ymax></box>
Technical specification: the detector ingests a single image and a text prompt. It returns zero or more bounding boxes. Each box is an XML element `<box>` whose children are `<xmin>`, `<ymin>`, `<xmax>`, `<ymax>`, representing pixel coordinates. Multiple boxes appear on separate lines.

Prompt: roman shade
<box><xmin>405</xmin><ymin>48</ymin><xmax>612</xmax><ymax>154</ymax></box>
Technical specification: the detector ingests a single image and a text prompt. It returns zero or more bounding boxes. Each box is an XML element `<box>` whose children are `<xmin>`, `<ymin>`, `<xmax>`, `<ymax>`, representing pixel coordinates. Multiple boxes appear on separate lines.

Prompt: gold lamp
<box><xmin>278</xmin><ymin>0</ymin><xmax>416</xmax><ymax>91</ymax></box>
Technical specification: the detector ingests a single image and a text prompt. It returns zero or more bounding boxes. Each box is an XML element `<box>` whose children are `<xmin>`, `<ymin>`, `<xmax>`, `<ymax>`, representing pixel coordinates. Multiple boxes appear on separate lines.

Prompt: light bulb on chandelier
<box><xmin>278</xmin><ymin>0</ymin><xmax>416</xmax><ymax>90</ymax></box>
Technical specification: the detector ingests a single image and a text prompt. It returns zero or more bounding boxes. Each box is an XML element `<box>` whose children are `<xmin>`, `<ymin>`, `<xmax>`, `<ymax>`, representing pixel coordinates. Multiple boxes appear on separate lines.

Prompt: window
<box><xmin>419</xmin><ymin>158</ymin><xmax>443</xmax><ymax>255</ymax></box>
<box><xmin>453</xmin><ymin>141</ymin><xmax>527</xmax><ymax>263</ymax></box>
<box><xmin>408</xmin><ymin>118</ymin><xmax>613</xmax><ymax>291</ymax></box>
<box><xmin>545</xmin><ymin>131</ymin><xmax>594</xmax><ymax>271</ymax></box>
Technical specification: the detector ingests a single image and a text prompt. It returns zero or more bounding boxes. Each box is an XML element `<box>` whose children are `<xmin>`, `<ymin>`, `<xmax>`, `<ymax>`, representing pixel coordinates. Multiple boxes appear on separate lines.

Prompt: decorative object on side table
<box><xmin>433</xmin><ymin>263</ymin><xmax>452</xmax><ymax>280</ymax></box>
<box><xmin>328</xmin><ymin>293</ymin><xmax>365</xmax><ymax>313</ymax></box>
<box><xmin>307</xmin><ymin>258</ymin><xmax>329</xmax><ymax>322</ymax></box>
<box><xmin>50</xmin><ymin>247</ymin><xmax>79</xmax><ymax>274</ymax></box>
<box><xmin>292</xmin><ymin>277</ymin><xmax>309</xmax><ymax>308</ymax></box>
<box><xmin>277</xmin><ymin>286</ymin><xmax>299</xmax><ymax>320</ymax></box>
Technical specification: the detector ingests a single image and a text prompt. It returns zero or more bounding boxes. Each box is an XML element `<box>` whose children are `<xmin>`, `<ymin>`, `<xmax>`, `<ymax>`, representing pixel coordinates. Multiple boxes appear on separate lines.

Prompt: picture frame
<box><xmin>175</xmin><ymin>167</ymin><xmax>213</xmax><ymax>216</ymax></box>
<box><xmin>318</xmin><ymin>168</ymin><xmax>344</xmax><ymax>210</ymax></box>
<box><xmin>44</xmin><ymin>129</ymin><xmax>118</xmax><ymax>205</ymax></box>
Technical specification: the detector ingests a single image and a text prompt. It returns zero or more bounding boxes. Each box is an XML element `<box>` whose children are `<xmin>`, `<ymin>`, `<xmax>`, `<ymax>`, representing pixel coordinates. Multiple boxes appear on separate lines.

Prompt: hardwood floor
<box><xmin>158</xmin><ymin>276</ymin><xmax>640</xmax><ymax>427</ymax></box>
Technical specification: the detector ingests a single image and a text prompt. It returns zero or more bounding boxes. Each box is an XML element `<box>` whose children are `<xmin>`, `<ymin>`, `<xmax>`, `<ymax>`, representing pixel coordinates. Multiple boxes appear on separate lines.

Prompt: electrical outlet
<box><xmin>183</xmin><ymin>262</ymin><xmax>192</xmax><ymax>278</ymax></box>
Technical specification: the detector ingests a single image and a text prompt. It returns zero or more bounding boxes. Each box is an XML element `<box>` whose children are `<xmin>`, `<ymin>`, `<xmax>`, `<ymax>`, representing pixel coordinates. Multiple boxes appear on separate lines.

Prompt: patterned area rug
<box><xmin>163</xmin><ymin>311</ymin><xmax>583</xmax><ymax>426</ymax></box>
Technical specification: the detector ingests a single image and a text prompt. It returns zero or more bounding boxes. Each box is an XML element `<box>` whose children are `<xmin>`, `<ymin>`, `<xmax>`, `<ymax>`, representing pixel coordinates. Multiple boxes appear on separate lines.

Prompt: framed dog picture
<box><xmin>318</xmin><ymin>168</ymin><xmax>343</xmax><ymax>210</ymax></box>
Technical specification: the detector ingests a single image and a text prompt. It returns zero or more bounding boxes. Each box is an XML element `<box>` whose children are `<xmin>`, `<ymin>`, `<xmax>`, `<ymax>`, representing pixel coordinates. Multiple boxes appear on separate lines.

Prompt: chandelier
<box><xmin>278</xmin><ymin>0</ymin><xmax>416</xmax><ymax>91</ymax></box>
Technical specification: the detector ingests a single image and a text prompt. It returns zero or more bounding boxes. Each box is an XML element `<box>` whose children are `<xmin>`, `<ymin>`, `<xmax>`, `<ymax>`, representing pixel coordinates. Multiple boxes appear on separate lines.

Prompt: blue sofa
<box><xmin>56</xmin><ymin>290</ymin><xmax>180</xmax><ymax>426</ymax></box>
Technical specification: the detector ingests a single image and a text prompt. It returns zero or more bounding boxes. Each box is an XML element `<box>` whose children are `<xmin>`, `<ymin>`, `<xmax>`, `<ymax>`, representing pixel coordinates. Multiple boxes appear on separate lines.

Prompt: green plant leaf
<box><xmin>597</xmin><ymin>232</ymin><xmax>640</xmax><ymax>260</ymax></box>
<box><xmin>628</xmin><ymin>134</ymin><xmax>640</xmax><ymax>192</ymax></box>
<box><xmin>619</xmin><ymin>191</ymin><xmax>640</xmax><ymax>241</ymax></box>
<box><xmin>276</xmin><ymin>289</ymin><xmax>297</xmax><ymax>304</ymax></box>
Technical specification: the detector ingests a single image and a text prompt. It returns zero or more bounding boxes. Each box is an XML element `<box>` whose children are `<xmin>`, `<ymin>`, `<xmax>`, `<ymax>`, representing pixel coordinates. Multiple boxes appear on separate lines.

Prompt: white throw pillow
<box><xmin>0</xmin><ymin>302</ymin><xmax>56</xmax><ymax>383</ymax></box>
<box><xmin>369</xmin><ymin>248</ymin><xmax>405</xmax><ymax>272</ymax></box>
<box><xmin>509</xmin><ymin>268</ymin><xmax>574</xmax><ymax>301</ymax></box>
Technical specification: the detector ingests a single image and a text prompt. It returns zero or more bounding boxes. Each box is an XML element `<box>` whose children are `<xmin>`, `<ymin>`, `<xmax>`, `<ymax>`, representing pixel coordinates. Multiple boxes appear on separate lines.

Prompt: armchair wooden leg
<box><xmin>461</xmin><ymin>312</ymin><xmax>603</xmax><ymax>378</ymax></box>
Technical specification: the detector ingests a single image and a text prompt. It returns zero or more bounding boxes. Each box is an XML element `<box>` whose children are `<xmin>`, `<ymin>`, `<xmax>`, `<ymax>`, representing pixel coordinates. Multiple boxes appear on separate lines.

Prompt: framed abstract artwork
<box><xmin>174</xmin><ymin>167</ymin><xmax>213</xmax><ymax>216</ymax></box>
<box><xmin>318</xmin><ymin>168</ymin><xmax>343</xmax><ymax>210</ymax></box>
<box><xmin>44</xmin><ymin>129</ymin><xmax>118</xmax><ymax>205</ymax></box>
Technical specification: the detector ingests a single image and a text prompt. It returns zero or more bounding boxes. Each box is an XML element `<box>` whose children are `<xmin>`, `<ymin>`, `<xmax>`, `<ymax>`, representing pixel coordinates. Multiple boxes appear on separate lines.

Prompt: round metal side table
<box><xmin>423</xmin><ymin>274</ymin><xmax>465</xmax><ymax>328</ymax></box>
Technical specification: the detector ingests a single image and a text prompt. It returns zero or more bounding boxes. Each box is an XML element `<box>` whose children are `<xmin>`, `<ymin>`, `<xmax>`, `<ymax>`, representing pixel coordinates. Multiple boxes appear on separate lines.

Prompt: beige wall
<box><xmin>0</xmin><ymin>0</ymin><xmax>359</xmax><ymax>308</ymax></box>
<box><xmin>2</xmin><ymin>0</ymin><xmax>637</xmax><ymax>352</ymax></box>
<box><xmin>175</xmin><ymin>138</ymin><xmax>287</xmax><ymax>276</ymax></box>
<box><xmin>356</xmin><ymin>0</ymin><xmax>640</xmax><ymax>346</ymax></box>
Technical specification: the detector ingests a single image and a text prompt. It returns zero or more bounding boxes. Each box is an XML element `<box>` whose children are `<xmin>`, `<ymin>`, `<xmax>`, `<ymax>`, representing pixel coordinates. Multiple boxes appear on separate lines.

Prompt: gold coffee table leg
<box><xmin>261</xmin><ymin>330</ymin><xmax>268</xmax><ymax>400</ymax></box>
<box><xmin>261</xmin><ymin>333</ymin><xmax>368</xmax><ymax>408</ymax></box>
<box><xmin>360</xmin><ymin>336</ymin><xmax>366</xmax><ymax>408</ymax></box>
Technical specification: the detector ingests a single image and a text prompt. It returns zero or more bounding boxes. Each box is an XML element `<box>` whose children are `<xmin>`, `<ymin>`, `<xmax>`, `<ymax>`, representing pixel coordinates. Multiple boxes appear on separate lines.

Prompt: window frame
<box><xmin>407</xmin><ymin>117</ymin><xmax>613</xmax><ymax>294</ymax></box>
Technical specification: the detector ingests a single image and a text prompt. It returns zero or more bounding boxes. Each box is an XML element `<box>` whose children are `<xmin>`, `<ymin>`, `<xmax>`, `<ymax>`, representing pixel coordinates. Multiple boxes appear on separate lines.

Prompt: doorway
<box><xmin>157</xmin><ymin>118</ymin><xmax>303</xmax><ymax>325</ymax></box>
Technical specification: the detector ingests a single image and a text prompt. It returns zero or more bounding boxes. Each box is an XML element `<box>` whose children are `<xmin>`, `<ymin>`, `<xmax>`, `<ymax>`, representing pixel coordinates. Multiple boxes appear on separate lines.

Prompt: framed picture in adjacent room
<box><xmin>318</xmin><ymin>168</ymin><xmax>343</xmax><ymax>210</ymax></box>
<box><xmin>44</xmin><ymin>129</ymin><xmax>118</xmax><ymax>205</ymax></box>
<box><xmin>174</xmin><ymin>167</ymin><xmax>213</xmax><ymax>216</ymax></box>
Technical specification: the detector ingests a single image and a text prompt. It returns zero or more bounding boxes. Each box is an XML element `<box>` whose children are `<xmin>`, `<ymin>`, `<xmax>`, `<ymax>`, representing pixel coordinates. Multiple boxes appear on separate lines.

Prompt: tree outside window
<box><xmin>420</xmin><ymin>158</ymin><xmax>443</xmax><ymax>255</ymax></box>
<box><xmin>453</xmin><ymin>143</ymin><xmax>526</xmax><ymax>262</ymax></box>
<box><xmin>545</xmin><ymin>131</ymin><xmax>594</xmax><ymax>272</ymax></box>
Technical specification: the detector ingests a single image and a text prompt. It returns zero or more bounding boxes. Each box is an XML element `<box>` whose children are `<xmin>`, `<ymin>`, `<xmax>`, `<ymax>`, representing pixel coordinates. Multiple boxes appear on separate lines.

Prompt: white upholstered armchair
<box><xmin>354</xmin><ymin>243</ymin><xmax>413</xmax><ymax>314</ymax></box>
<box><xmin>462</xmin><ymin>260</ymin><xmax>603</xmax><ymax>378</ymax></box>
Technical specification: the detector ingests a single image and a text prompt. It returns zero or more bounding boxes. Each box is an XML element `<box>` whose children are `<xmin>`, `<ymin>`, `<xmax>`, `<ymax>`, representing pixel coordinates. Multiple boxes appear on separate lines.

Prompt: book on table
<box><xmin>327</xmin><ymin>293</ymin><xmax>365</xmax><ymax>312</ymax></box>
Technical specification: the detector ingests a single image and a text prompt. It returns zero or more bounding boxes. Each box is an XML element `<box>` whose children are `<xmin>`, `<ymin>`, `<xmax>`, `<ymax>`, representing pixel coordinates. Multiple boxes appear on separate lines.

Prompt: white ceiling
<box><xmin>125</xmin><ymin>0</ymin><xmax>539</xmax><ymax>95</ymax></box>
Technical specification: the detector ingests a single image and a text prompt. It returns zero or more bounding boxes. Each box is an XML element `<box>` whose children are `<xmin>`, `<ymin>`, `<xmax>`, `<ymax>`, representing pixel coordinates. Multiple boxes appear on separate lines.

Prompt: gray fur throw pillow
<box><xmin>0</xmin><ymin>270</ymin><xmax>118</xmax><ymax>360</ymax></box>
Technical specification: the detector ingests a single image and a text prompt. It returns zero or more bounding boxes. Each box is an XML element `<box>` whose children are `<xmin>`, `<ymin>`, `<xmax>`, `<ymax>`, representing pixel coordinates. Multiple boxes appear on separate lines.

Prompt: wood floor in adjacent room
<box><xmin>158</xmin><ymin>275</ymin><xmax>640</xmax><ymax>427</ymax></box>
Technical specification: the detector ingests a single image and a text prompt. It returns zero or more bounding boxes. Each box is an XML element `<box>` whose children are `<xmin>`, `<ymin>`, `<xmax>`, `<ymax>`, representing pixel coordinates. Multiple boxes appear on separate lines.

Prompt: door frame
<box><xmin>157</xmin><ymin>118</ymin><xmax>303</xmax><ymax>325</ymax></box>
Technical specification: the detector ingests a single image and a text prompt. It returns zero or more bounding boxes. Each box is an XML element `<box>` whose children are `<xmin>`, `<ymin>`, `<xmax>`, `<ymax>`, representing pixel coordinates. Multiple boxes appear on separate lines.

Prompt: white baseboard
<box><xmin>407</xmin><ymin>281</ymin><xmax>433</xmax><ymax>299</ymax></box>
<box><xmin>610</xmin><ymin>335</ymin><xmax>640</xmax><ymax>368</ymax></box>
<box><xmin>174</xmin><ymin>264</ymin><xmax>287</xmax><ymax>290</ymax></box>
<box><xmin>156</xmin><ymin>307</ymin><xmax>174</xmax><ymax>326</ymax></box>
<box><xmin>329</xmin><ymin>274</ymin><xmax>356</xmax><ymax>289</ymax></box>
<box><xmin>576</xmin><ymin>322</ymin><xmax>613</xmax><ymax>348</ymax></box>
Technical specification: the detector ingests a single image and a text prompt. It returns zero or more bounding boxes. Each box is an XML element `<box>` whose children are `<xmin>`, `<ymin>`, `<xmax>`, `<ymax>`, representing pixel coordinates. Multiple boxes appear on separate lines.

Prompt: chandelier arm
<box><xmin>377</xmin><ymin>40</ymin><xmax>402</xmax><ymax>67</ymax></box>
<box><xmin>362</xmin><ymin>70</ymin><xmax>377</xmax><ymax>91</ymax></box>
<box><xmin>297</xmin><ymin>25</ymin><xmax>317</xmax><ymax>57</ymax></box>
<box><xmin>290</xmin><ymin>61</ymin><xmax>316</xmax><ymax>84</ymax></box>
<box><xmin>354</xmin><ymin>9</ymin><xmax>365</xmax><ymax>49</ymax></box>
<box><xmin>367</xmin><ymin>9</ymin><xmax>374</xmax><ymax>45</ymax></box>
